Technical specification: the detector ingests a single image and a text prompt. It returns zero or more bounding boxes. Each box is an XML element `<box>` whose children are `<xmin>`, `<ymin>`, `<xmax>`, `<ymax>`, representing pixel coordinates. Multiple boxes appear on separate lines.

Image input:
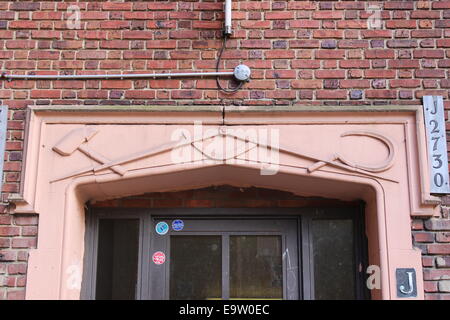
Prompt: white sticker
<box><xmin>155</xmin><ymin>221</ymin><xmax>169</xmax><ymax>235</ymax></box>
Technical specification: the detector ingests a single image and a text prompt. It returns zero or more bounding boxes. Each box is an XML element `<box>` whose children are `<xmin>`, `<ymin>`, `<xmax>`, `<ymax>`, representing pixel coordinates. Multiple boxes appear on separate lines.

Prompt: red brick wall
<box><xmin>92</xmin><ymin>186</ymin><xmax>359</xmax><ymax>209</ymax></box>
<box><xmin>0</xmin><ymin>0</ymin><xmax>449</xmax><ymax>299</ymax></box>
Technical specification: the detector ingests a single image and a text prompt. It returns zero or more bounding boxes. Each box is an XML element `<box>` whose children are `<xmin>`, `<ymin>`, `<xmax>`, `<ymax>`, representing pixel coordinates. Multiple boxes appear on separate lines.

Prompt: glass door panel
<box><xmin>95</xmin><ymin>218</ymin><xmax>140</xmax><ymax>300</ymax></box>
<box><xmin>230</xmin><ymin>235</ymin><xmax>283</xmax><ymax>300</ymax></box>
<box><xmin>149</xmin><ymin>218</ymin><xmax>299</xmax><ymax>300</ymax></box>
<box><xmin>311</xmin><ymin>219</ymin><xmax>356</xmax><ymax>300</ymax></box>
<box><xmin>170</xmin><ymin>235</ymin><xmax>222</xmax><ymax>300</ymax></box>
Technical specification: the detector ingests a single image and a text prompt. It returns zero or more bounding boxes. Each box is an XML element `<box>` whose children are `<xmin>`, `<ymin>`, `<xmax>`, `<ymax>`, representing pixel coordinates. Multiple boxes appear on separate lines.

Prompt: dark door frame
<box><xmin>81</xmin><ymin>206</ymin><xmax>368</xmax><ymax>300</ymax></box>
<box><xmin>150</xmin><ymin>217</ymin><xmax>299</xmax><ymax>300</ymax></box>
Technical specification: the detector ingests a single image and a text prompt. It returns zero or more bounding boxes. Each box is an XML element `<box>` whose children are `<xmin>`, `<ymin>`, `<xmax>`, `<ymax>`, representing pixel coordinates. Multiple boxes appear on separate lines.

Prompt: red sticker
<box><xmin>152</xmin><ymin>251</ymin><xmax>166</xmax><ymax>265</ymax></box>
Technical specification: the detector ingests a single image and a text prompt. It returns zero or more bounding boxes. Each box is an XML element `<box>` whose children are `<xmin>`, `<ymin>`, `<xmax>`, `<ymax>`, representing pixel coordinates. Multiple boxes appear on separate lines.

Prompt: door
<box><xmin>83</xmin><ymin>207</ymin><xmax>368</xmax><ymax>300</ymax></box>
<box><xmin>149</xmin><ymin>218</ymin><xmax>300</xmax><ymax>300</ymax></box>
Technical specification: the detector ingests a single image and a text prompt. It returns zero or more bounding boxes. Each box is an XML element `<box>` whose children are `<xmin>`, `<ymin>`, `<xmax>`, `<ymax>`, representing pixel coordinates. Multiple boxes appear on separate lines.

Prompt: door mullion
<box><xmin>301</xmin><ymin>215</ymin><xmax>314</xmax><ymax>300</ymax></box>
<box><xmin>222</xmin><ymin>234</ymin><xmax>230</xmax><ymax>300</ymax></box>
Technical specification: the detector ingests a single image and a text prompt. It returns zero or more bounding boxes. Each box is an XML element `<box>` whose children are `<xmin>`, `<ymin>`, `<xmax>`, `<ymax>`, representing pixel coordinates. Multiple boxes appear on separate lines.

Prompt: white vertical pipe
<box><xmin>224</xmin><ymin>0</ymin><xmax>232</xmax><ymax>35</ymax></box>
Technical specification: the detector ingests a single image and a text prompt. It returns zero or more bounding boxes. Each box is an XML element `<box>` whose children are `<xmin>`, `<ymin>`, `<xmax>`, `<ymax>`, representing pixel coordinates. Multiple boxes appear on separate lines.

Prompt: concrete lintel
<box><xmin>28</xmin><ymin>104</ymin><xmax>421</xmax><ymax>114</ymax></box>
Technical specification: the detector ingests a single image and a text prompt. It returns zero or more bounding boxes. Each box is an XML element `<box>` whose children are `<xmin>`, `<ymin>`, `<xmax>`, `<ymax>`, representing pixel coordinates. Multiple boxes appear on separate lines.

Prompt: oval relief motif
<box><xmin>335</xmin><ymin>131</ymin><xmax>395</xmax><ymax>173</ymax></box>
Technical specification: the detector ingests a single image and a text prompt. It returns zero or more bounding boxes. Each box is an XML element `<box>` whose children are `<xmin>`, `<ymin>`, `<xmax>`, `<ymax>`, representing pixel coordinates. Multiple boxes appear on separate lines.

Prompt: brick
<box><xmin>340</xmin><ymin>80</ymin><xmax>370</xmax><ymax>89</ymax></box>
<box><xmin>337</xmin><ymin>21</ymin><xmax>367</xmax><ymax>29</ymax></box>
<box><xmin>193</xmin><ymin>21</ymin><xmax>222</xmax><ymax>30</ymax></box>
<box><xmin>125</xmin><ymin>91</ymin><xmax>156</xmax><ymax>99</ymax></box>
<box><xmin>424</xmin><ymin>280</ymin><xmax>438</xmax><ymax>292</ymax></box>
<box><xmin>365</xmin><ymin>50</ymin><xmax>395</xmax><ymax>59</ymax></box>
<box><xmin>80</xmin><ymin>12</ymin><xmax>108</xmax><ymax>20</ymax></box>
<box><xmin>102</xmin><ymin>2</ymin><xmax>133</xmax><ymax>11</ymax></box>
<box><xmin>414</xmin><ymin>232</ymin><xmax>435</xmax><ymax>243</ymax></box>
<box><xmin>422</xmin><ymin>256</ymin><xmax>435</xmax><ymax>267</ymax></box>
<box><xmin>7</xmin><ymin>263</ymin><xmax>27</xmax><ymax>275</ymax></box>
<box><xmin>265</xmin><ymin>30</ymin><xmax>295</xmax><ymax>38</ymax></box>
<box><xmin>418</xmin><ymin>70</ymin><xmax>447</xmax><ymax>78</ymax></box>
<box><xmin>388</xmin><ymin>60</ymin><xmax>420</xmax><ymax>69</ymax></box>
<box><xmin>7</xmin><ymin>290</ymin><xmax>25</xmax><ymax>300</ymax></box>
<box><xmin>387</xmin><ymin>40</ymin><xmax>417</xmax><ymax>48</ymax></box>
<box><xmin>9</xmin><ymin>21</ymin><xmax>39</xmax><ymax>29</ymax></box>
<box><xmin>437</xmin><ymin>39</ymin><xmax>450</xmax><ymax>48</ymax></box>
<box><xmin>100</xmin><ymin>40</ymin><xmax>129</xmax><ymax>49</ymax></box>
<box><xmin>52</xmin><ymin>41</ymin><xmax>83</xmax><ymax>50</ymax></box>
<box><xmin>366</xmin><ymin>90</ymin><xmax>397</xmax><ymax>99</ymax></box>
<box><xmin>147</xmin><ymin>40</ymin><xmax>177</xmax><ymax>49</ymax></box>
<box><xmin>11</xmin><ymin>238</ymin><xmax>36</xmax><ymax>249</ymax></box>
<box><xmin>31</xmin><ymin>31</ymin><xmax>60</xmax><ymax>39</ymax></box>
<box><xmin>170</xmin><ymin>51</ymin><xmax>200</xmax><ymax>60</ymax></box>
<box><xmin>171</xmin><ymin>90</ymin><xmax>202</xmax><ymax>99</ymax></box>
<box><xmin>412</xmin><ymin>30</ymin><xmax>442</xmax><ymax>38</ymax></box>
<box><xmin>247</xmin><ymin>81</ymin><xmax>276</xmax><ymax>90</ymax></box>
<box><xmin>390</xmin><ymin>80</ymin><xmax>421</xmax><ymax>88</ymax></box>
<box><xmin>265</xmin><ymin>50</ymin><xmax>295</xmax><ymax>59</ymax></box>
<box><xmin>385</xmin><ymin>1</ymin><xmax>414</xmax><ymax>9</ymax></box>
<box><xmin>289</xmin><ymin>40</ymin><xmax>319</xmax><ymax>48</ymax></box>
<box><xmin>265</xmin><ymin>12</ymin><xmax>294</xmax><ymax>20</ymax></box>
<box><xmin>424</xmin><ymin>269</ymin><xmax>450</xmax><ymax>280</ymax></box>
<box><xmin>0</xmin><ymin>216</ymin><xmax>12</xmax><ymax>225</ymax></box>
<box><xmin>339</xmin><ymin>60</ymin><xmax>370</xmax><ymax>69</ymax></box>
<box><xmin>0</xmin><ymin>227</ymin><xmax>20</xmax><ymax>237</ymax></box>
<box><xmin>241</xmin><ymin>40</ymin><xmax>271</xmax><ymax>49</ymax></box>
<box><xmin>266</xmin><ymin>70</ymin><xmax>296</xmax><ymax>79</ymax></box>
<box><xmin>315</xmin><ymin>50</ymin><xmax>345</xmax><ymax>59</ymax></box>
<box><xmin>362</xmin><ymin>30</ymin><xmax>392</xmax><ymax>39</ymax></box>
<box><xmin>425</xmin><ymin>219</ymin><xmax>450</xmax><ymax>231</ymax></box>
<box><xmin>316</xmin><ymin>90</ymin><xmax>347</xmax><ymax>100</ymax></box>
<box><xmin>101</xmin><ymin>80</ymin><xmax>132</xmax><ymax>89</ymax></box>
<box><xmin>411</xmin><ymin>11</ymin><xmax>441</xmax><ymax>19</ymax></box>
<box><xmin>153</xmin><ymin>199</ymin><xmax>183</xmax><ymax>208</ymax></box>
<box><xmin>315</xmin><ymin>70</ymin><xmax>345</xmax><ymax>79</ymax></box>
<box><xmin>5</xmin><ymin>61</ymin><xmax>35</xmax><ymax>69</ymax></box>
<box><xmin>169</xmin><ymin>30</ymin><xmax>199</xmax><ymax>39</ymax></box>
<box><xmin>439</xmin><ymin>280</ymin><xmax>450</xmax><ymax>292</ymax></box>
<box><xmin>436</xmin><ymin>257</ymin><xmax>450</xmax><ymax>267</ymax></box>
<box><xmin>414</xmin><ymin>50</ymin><xmax>445</xmax><ymax>59</ymax></box>
<box><xmin>313</xmin><ymin>30</ymin><xmax>343</xmax><ymax>39</ymax></box>
<box><xmin>77</xmin><ymin>31</ymin><xmax>107</xmax><ymax>40</ymax></box>
<box><xmin>10</xmin><ymin>2</ymin><xmax>40</xmax><ymax>11</ymax></box>
<box><xmin>32</xmin><ymin>12</ymin><xmax>62</xmax><ymax>20</ymax></box>
<box><xmin>433</xmin><ymin>1</ymin><xmax>450</xmax><ymax>9</ymax></box>
<box><xmin>386</xmin><ymin>20</ymin><xmax>417</xmax><ymax>29</ymax></box>
<box><xmin>29</xmin><ymin>51</ymin><xmax>60</xmax><ymax>60</ymax></box>
<box><xmin>428</xmin><ymin>244</ymin><xmax>450</xmax><ymax>255</ymax></box>
<box><xmin>313</xmin><ymin>11</ymin><xmax>343</xmax><ymax>20</ymax></box>
<box><xmin>338</xmin><ymin>40</ymin><xmax>368</xmax><ymax>49</ymax></box>
<box><xmin>123</xmin><ymin>31</ymin><xmax>153</xmax><ymax>40</ymax></box>
<box><xmin>349</xmin><ymin>90</ymin><xmax>363</xmax><ymax>100</ymax></box>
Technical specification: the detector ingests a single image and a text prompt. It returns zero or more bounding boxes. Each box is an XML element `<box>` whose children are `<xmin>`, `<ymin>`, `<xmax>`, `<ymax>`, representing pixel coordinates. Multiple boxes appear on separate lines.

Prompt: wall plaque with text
<box><xmin>423</xmin><ymin>96</ymin><xmax>450</xmax><ymax>194</ymax></box>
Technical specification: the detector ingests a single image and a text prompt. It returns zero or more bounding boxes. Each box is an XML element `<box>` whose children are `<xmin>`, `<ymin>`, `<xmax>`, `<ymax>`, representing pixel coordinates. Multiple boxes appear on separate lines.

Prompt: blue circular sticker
<box><xmin>155</xmin><ymin>221</ymin><xmax>169</xmax><ymax>235</ymax></box>
<box><xmin>172</xmin><ymin>219</ymin><xmax>184</xmax><ymax>231</ymax></box>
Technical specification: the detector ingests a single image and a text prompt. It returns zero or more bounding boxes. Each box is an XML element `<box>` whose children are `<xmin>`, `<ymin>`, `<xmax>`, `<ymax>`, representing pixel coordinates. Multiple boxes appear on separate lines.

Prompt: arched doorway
<box><xmin>12</xmin><ymin>105</ymin><xmax>437</xmax><ymax>299</ymax></box>
<box><xmin>83</xmin><ymin>186</ymin><xmax>368</xmax><ymax>300</ymax></box>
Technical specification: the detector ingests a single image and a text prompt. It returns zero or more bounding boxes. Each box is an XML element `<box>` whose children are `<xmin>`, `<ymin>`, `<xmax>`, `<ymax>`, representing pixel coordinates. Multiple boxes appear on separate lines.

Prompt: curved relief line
<box><xmin>335</xmin><ymin>131</ymin><xmax>395</xmax><ymax>173</ymax></box>
<box><xmin>191</xmin><ymin>136</ymin><xmax>258</xmax><ymax>161</ymax></box>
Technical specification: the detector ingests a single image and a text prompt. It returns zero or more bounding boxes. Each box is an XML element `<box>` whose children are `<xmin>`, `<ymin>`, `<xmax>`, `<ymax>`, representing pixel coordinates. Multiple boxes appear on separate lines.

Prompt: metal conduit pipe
<box><xmin>1</xmin><ymin>70</ymin><xmax>234</xmax><ymax>81</ymax></box>
<box><xmin>1</xmin><ymin>0</ymin><xmax>254</xmax><ymax>85</ymax></box>
<box><xmin>224</xmin><ymin>0</ymin><xmax>232</xmax><ymax>35</ymax></box>
<box><xmin>1</xmin><ymin>65</ymin><xmax>251</xmax><ymax>82</ymax></box>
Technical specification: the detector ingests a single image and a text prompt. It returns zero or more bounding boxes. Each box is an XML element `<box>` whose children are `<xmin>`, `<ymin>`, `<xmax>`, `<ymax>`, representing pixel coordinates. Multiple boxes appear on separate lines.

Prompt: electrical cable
<box><xmin>216</xmin><ymin>36</ymin><xmax>244</xmax><ymax>93</ymax></box>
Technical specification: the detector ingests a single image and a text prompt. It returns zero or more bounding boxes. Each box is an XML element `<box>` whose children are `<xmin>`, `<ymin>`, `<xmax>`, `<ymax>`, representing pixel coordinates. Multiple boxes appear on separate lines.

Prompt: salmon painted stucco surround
<box><xmin>8</xmin><ymin>105</ymin><xmax>439</xmax><ymax>300</ymax></box>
